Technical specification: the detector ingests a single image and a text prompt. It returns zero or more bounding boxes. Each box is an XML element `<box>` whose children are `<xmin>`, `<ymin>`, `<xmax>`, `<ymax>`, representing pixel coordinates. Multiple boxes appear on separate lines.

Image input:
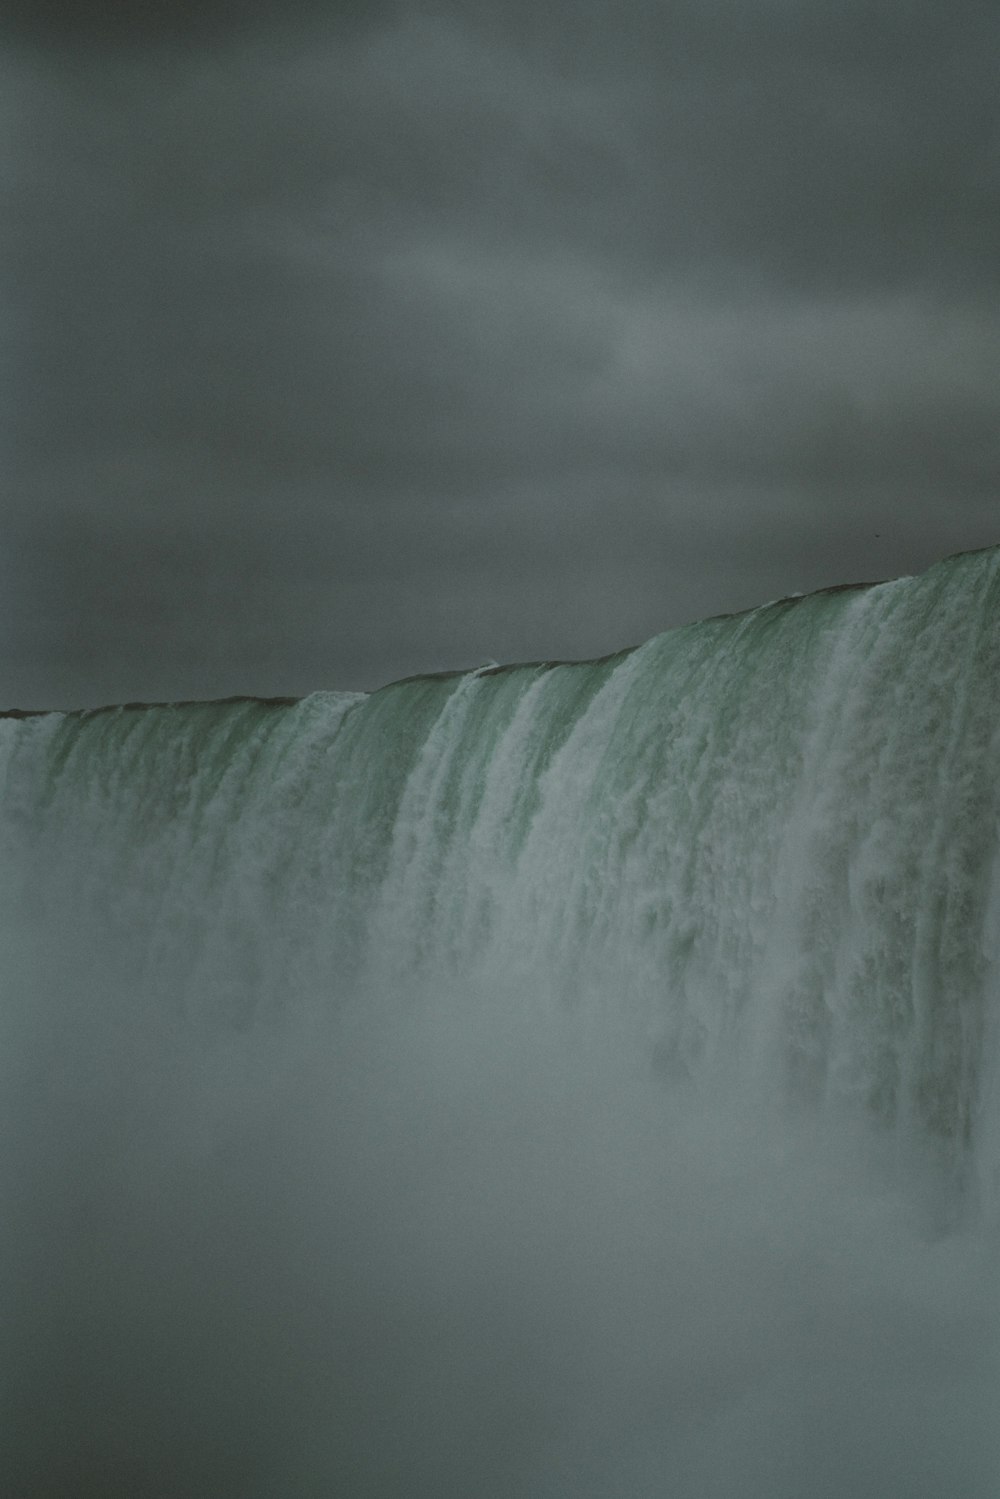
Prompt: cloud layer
<box><xmin>4</xmin><ymin>0</ymin><xmax>999</xmax><ymax>704</ymax></box>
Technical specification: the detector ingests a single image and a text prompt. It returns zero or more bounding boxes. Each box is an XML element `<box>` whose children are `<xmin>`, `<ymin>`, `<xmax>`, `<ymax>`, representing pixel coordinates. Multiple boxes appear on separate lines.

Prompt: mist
<box><xmin>4</xmin><ymin>954</ymin><xmax>998</xmax><ymax>1498</ymax></box>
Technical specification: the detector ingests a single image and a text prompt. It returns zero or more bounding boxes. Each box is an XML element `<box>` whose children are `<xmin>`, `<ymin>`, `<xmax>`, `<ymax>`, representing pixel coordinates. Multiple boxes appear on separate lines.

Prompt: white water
<box><xmin>2</xmin><ymin>547</ymin><xmax>1000</xmax><ymax>1495</ymax></box>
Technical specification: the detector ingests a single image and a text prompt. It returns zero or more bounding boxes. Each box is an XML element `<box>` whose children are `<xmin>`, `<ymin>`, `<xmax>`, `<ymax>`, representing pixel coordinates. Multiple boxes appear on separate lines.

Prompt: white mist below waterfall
<box><xmin>2</xmin><ymin>546</ymin><xmax>1000</xmax><ymax>1495</ymax></box>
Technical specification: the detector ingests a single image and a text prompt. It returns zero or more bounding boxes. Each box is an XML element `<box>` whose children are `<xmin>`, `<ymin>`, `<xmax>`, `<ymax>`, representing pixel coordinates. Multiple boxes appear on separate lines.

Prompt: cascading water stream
<box><xmin>2</xmin><ymin>544</ymin><xmax>999</xmax><ymax>1496</ymax></box>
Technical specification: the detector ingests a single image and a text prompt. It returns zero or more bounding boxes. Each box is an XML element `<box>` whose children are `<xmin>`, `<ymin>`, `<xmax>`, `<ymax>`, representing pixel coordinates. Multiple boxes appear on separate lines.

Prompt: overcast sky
<box><xmin>3</xmin><ymin>0</ymin><xmax>998</xmax><ymax>707</ymax></box>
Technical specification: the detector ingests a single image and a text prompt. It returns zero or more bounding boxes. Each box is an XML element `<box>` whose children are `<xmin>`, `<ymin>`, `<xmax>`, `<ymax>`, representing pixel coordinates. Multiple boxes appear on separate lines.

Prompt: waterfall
<box><xmin>3</xmin><ymin>544</ymin><xmax>999</xmax><ymax>1496</ymax></box>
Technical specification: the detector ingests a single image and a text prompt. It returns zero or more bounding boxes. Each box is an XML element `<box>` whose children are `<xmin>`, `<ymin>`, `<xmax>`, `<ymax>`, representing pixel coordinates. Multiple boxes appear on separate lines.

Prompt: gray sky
<box><xmin>4</xmin><ymin>0</ymin><xmax>998</xmax><ymax>707</ymax></box>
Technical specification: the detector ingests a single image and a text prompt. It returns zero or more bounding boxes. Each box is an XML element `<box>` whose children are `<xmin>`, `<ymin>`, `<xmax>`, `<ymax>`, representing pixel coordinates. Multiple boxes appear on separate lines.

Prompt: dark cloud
<box><xmin>3</xmin><ymin>0</ymin><xmax>999</xmax><ymax>706</ymax></box>
<box><xmin>0</xmin><ymin>0</ymin><xmax>393</xmax><ymax>48</ymax></box>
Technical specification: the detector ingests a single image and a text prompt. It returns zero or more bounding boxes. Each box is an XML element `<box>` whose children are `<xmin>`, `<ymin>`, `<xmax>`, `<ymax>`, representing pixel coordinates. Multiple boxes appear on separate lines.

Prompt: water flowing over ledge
<box><xmin>4</xmin><ymin>544</ymin><xmax>1000</xmax><ymax>1175</ymax></box>
<box><xmin>3</xmin><ymin>544</ymin><xmax>1000</xmax><ymax>1496</ymax></box>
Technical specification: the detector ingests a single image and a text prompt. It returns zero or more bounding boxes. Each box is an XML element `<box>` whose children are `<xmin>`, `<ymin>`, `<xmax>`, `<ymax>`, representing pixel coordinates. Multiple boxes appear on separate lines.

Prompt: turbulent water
<box><xmin>3</xmin><ymin>545</ymin><xmax>1000</xmax><ymax>1496</ymax></box>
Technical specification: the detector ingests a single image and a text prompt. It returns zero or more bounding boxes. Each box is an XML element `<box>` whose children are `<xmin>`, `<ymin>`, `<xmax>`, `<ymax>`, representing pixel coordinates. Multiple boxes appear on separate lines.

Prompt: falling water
<box><xmin>2</xmin><ymin>545</ymin><xmax>999</xmax><ymax>1496</ymax></box>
